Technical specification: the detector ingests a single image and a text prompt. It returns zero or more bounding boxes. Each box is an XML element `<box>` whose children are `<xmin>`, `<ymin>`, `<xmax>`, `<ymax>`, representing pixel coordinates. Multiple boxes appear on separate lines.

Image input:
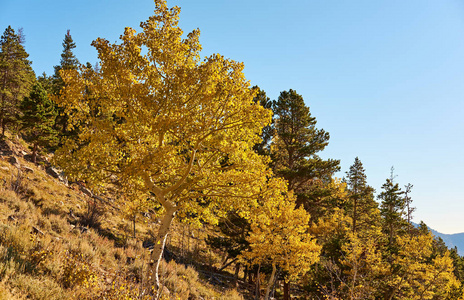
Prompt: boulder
<box><xmin>46</xmin><ymin>166</ymin><xmax>68</xmax><ymax>185</ymax></box>
<box><xmin>8</xmin><ymin>156</ymin><xmax>19</xmax><ymax>166</ymax></box>
<box><xmin>22</xmin><ymin>166</ymin><xmax>34</xmax><ymax>173</ymax></box>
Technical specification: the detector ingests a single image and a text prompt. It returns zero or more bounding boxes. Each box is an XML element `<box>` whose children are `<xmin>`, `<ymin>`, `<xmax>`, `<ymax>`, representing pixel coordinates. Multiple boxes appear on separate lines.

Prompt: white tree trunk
<box><xmin>265</xmin><ymin>264</ymin><xmax>277</xmax><ymax>300</ymax></box>
<box><xmin>148</xmin><ymin>203</ymin><xmax>177</xmax><ymax>289</ymax></box>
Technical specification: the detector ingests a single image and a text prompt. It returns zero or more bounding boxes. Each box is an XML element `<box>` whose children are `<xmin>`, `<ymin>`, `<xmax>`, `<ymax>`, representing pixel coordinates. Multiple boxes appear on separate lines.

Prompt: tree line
<box><xmin>2</xmin><ymin>1</ymin><xmax>464</xmax><ymax>299</ymax></box>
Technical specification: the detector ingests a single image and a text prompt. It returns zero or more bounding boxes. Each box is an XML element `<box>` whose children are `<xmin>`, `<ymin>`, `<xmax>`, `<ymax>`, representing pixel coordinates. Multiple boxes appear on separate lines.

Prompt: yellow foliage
<box><xmin>241</xmin><ymin>177</ymin><xmax>321</xmax><ymax>281</ymax></box>
<box><xmin>53</xmin><ymin>0</ymin><xmax>275</xmax><ymax>286</ymax></box>
<box><xmin>389</xmin><ymin>233</ymin><xmax>460</xmax><ymax>299</ymax></box>
<box><xmin>339</xmin><ymin>232</ymin><xmax>388</xmax><ymax>299</ymax></box>
<box><xmin>309</xmin><ymin>208</ymin><xmax>351</xmax><ymax>241</ymax></box>
<box><xmin>54</xmin><ymin>0</ymin><xmax>272</xmax><ymax>227</ymax></box>
<box><xmin>61</xmin><ymin>251</ymin><xmax>97</xmax><ymax>289</ymax></box>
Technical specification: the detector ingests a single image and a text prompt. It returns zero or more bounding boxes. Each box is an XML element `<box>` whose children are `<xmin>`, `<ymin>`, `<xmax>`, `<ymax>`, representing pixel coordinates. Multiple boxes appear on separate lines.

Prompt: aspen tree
<box><xmin>55</xmin><ymin>0</ymin><xmax>272</xmax><ymax>289</ymax></box>
<box><xmin>241</xmin><ymin>178</ymin><xmax>321</xmax><ymax>300</ymax></box>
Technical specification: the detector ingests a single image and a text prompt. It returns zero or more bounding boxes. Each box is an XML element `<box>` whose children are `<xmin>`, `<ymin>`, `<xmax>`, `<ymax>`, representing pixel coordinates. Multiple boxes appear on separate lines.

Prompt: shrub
<box><xmin>0</xmin><ymin>189</ymin><xmax>19</xmax><ymax>204</ymax></box>
<box><xmin>61</xmin><ymin>251</ymin><xmax>97</xmax><ymax>288</ymax></box>
<box><xmin>10</xmin><ymin>273</ymin><xmax>66</xmax><ymax>300</ymax></box>
<box><xmin>79</xmin><ymin>199</ymin><xmax>104</xmax><ymax>229</ymax></box>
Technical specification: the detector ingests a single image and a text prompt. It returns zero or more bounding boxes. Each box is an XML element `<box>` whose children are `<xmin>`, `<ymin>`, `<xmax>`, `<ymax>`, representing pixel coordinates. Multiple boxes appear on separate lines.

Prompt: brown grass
<box><xmin>0</xmin><ymin>135</ymin><xmax>247</xmax><ymax>300</ymax></box>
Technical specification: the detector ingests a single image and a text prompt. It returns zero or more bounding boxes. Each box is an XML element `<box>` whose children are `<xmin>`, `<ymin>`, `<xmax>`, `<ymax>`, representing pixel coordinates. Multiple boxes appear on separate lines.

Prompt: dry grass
<box><xmin>0</xmin><ymin>135</ymin><xmax>247</xmax><ymax>300</ymax></box>
<box><xmin>0</xmin><ymin>280</ymin><xmax>23</xmax><ymax>300</ymax></box>
<box><xmin>9</xmin><ymin>274</ymin><xmax>66</xmax><ymax>300</ymax></box>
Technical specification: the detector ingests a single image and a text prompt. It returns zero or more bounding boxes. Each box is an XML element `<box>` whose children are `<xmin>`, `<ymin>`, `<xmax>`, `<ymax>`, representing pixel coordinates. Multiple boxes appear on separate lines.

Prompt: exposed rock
<box><xmin>8</xmin><ymin>156</ymin><xmax>19</xmax><ymax>166</ymax></box>
<box><xmin>76</xmin><ymin>226</ymin><xmax>88</xmax><ymax>234</ymax></box>
<box><xmin>70</xmin><ymin>224</ymin><xmax>88</xmax><ymax>234</ymax></box>
<box><xmin>80</xmin><ymin>186</ymin><xmax>93</xmax><ymax>198</ymax></box>
<box><xmin>46</xmin><ymin>166</ymin><xmax>60</xmax><ymax>178</ymax></box>
<box><xmin>109</xmin><ymin>174</ymin><xmax>118</xmax><ymax>183</ymax></box>
<box><xmin>22</xmin><ymin>166</ymin><xmax>34</xmax><ymax>173</ymax></box>
<box><xmin>46</xmin><ymin>166</ymin><xmax>68</xmax><ymax>185</ymax></box>
<box><xmin>0</xmin><ymin>139</ymin><xmax>13</xmax><ymax>156</ymax></box>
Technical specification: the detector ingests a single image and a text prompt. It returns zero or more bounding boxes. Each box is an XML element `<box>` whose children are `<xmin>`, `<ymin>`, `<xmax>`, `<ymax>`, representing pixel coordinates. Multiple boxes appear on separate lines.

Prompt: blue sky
<box><xmin>1</xmin><ymin>0</ymin><xmax>463</xmax><ymax>233</ymax></box>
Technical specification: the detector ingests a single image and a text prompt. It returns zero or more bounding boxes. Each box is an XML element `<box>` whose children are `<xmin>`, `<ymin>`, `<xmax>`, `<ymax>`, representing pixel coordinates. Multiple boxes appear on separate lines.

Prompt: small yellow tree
<box><xmin>54</xmin><ymin>0</ymin><xmax>272</xmax><ymax>288</ymax></box>
<box><xmin>385</xmin><ymin>233</ymin><xmax>459</xmax><ymax>299</ymax></box>
<box><xmin>241</xmin><ymin>178</ymin><xmax>321</xmax><ymax>300</ymax></box>
<box><xmin>339</xmin><ymin>231</ymin><xmax>388</xmax><ymax>300</ymax></box>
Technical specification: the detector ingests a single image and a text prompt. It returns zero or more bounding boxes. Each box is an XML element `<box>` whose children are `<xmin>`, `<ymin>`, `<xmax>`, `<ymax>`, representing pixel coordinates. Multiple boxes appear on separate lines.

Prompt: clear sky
<box><xmin>1</xmin><ymin>0</ymin><xmax>463</xmax><ymax>233</ymax></box>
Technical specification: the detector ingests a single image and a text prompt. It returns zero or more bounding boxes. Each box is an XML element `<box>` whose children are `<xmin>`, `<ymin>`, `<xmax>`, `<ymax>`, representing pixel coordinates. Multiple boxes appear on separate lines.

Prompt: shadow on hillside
<box><xmin>141</xmin><ymin>240</ymin><xmax>256</xmax><ymax>298</ymax></box>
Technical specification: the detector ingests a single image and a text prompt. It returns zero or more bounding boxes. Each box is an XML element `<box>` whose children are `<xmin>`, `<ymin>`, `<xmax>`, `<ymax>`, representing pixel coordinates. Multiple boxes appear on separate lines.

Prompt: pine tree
<box><xmin>345</xmin><ymin>157</ymin><xmax>378</xmax><ymax>234</ymax></box>
<box><xmin>20</xmin><ymin>82</ymin><xmax>58</xmax><ymax>163</ymax></box>
<box><xmin>53</xmin><ymin>29</ymin><xmax>79</xmax><ymax>93</ymax></box>
<box><xmin>0</xmin><ymin>26</ymin><xmax>35</xmax><ymax>135</ymax></box>
<box><xmin>269</xmin><ymin>89</ymin><xmax>340</xmax><ymax>299</ymax></box>
<box><xmin>53</xmin><ymin>30</ymin><xmax>80</xmax><ymax>137</ymax></box>
<box><xmin>404</xmin><ymin>183</ymin><xmax>415</xmax><ymax>235</ymax></box>
<box><xmin>37</xmin><ymin>72</ymin><xmax>55</xmax><ymax>94</ymax></box>
<box><xmin>252</xmin><ymin>86</ymin><xmax>273</xmax><ymax>157</ymax></box>
<box><xmin>378</xmin><ymin>168</ymin><xmax>406</xmax><ymax>247</ymax></box>
<box><xmin>271</xmin><ymin>89</ymin><xmax>340</xmax><ymax>220</ymax></box>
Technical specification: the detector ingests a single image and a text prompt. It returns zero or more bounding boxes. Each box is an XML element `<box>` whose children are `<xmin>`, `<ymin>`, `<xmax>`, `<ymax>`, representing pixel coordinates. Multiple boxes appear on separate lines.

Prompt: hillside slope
<box><xmin>0</xmin><ymin>136</ymin><xmax>244</xmax><ymax>300</ymax></box>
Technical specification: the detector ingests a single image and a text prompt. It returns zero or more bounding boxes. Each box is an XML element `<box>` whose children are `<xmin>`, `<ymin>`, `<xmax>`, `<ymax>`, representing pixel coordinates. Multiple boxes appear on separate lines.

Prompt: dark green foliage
<box><xmin>345</xmin><ymin>157</ymin><xmax>378</xmax><ymax>233</ymax></box>
<box><xmin>52</xmin><ymin>30</ymin><xmax>80</xmax><ymax>139</ymax></box>
<box><xmin>53</xmin><ymin>30</ymin><xmax>79</xmax><ymax>93</ymax></box>
<box><xmin>448</xmin><ymin>247</ymin><xmax>464</xmax><ymax>299</ymax></box>
<box><xmin>37</xmin><ymin>72</ymin><xmax>55</xmax><ymax>94</ymax></box>
<box><xmin>449</xmin><ymin>247</ymin><xmax>464</xmax><ymax>283</ymax></box>
<box><xmin>206</xmin><ymin>212</ymin><xmax>250</xmax><ymax>264</ymax></box>
<box><xmin>378</xmin><ymin>168</ymin><xmax>406</xmax><ymax>246</ymax></box>
<box><xmin>20</xmin><ymin>82</ymin><xmax>58</xmax><ymax>163</ymax></box>
<box><xmin>252</xmin><ymin>86</ymin><xmax>273</xmax><ymax>157</ymax></box>
<box><xmin>272</xmin><ymin>89</ymin><xmax>340</xmax><ymax>220</ymax></box>
<box><xmin>404</xmin><ymin>183</ymin><xmax>415</xmax><ymax>234</ymax></box>
<box><xmin>0</xmin><ymin>26</ymin><xmax>35</xmax><ymax>135</ymax></box>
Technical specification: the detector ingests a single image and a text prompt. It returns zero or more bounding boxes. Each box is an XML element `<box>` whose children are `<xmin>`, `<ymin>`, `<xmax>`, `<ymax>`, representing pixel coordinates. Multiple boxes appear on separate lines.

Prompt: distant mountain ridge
<box><xmin>413</xmin><ymin>222</ymin><xmax>464</xmax><ymax>256</ymax></box>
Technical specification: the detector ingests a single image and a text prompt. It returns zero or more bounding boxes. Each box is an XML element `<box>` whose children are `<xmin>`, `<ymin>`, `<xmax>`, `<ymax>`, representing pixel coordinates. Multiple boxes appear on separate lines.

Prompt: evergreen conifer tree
<box><xmin>270</xmin><ymin>89</ymin><xmax>339</xmax><ymax>300</ymax></box>
<box><xmin>37</xmin><ymin>72</ymin><xmax>55</xmax><ymax>94</ymax></box>
<box><xmin>252</xmin><ymin>86</ymin><xmax>273</xmax><ymax>157</ymax></box>
<box><xmin>20</xmin><ymin>82</ymin><xmax>58</xmax><ymax>163</ymax></box>
<box><xmin>271</xmin><ymin>89</ymin><xmax>340</xmax><ymax>220</ymax></box>
<box><xmin>53</xmin><ymin>30</ymin><xmax>79</xmax><ymax>92</ymax></box>
<box><xmin>0</xmin><ymin>26</ymin><xmax>35</xmax><ymax>135</ymax></box>
<box><xmin>378</xmin><ymin>168</ymin><xmax>406</xmax><ymax>246</ymax></box>
<box><xmin>345</xmin><ymin>157</ymin><xmax>378</xmax><ymax>233</ymax></box>
<box><xmin>52</xmin><ymin>30</ymin><xmax>80</xmax><ymax>138</ymax></box>
<box><xmin>404</xmin><ymin>183</ymin><xmax>415</xmax><ymax>235</ymax></box>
